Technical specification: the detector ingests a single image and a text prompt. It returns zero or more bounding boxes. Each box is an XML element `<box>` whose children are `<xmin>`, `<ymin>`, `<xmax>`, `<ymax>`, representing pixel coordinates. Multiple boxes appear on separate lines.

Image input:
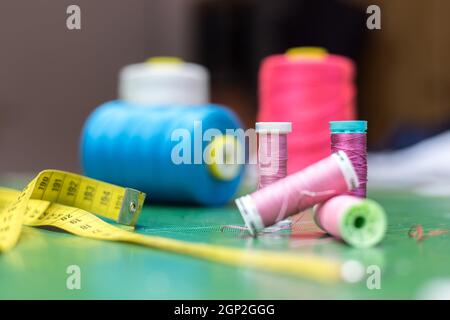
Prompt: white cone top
<box><xmin>119</xmin><ymin>57</ymin><xmax>210</xmax><ymax>106</ymax></box>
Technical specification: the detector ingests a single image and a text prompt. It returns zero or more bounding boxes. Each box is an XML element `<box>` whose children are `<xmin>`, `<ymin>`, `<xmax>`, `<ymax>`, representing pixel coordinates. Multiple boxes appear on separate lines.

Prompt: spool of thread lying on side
<box><xmin>314</xmin><ymin>195</ymin><xmax>387</xmax><ymax>248</ymax></box>
<box><xmin>330</xmin><ymin>120</ymin><xmax>368</xmax><ymax>197</ymax></box>
<box><xmin>119</xmin><ymin>57</ymin><xmax>209</xmax><ymax>106</ymax></box>
<box><xmin>256</xmin><ymin>122</ymin><xmax>292</xmax><ymax>189</ymax></box>
<box><xmin>80</xmin><ymin>101</ymin><xmax>243</xmax><ymax>206</ymax></box>
<box><xmin>258</xmin><ymin>47</ymin><xmax>356</xmax><ymax>174</ymax></box>
<box><xmin>235</xmin><ymin>151</ymin><xmax>359</xmax><ymax>236</ymax></box>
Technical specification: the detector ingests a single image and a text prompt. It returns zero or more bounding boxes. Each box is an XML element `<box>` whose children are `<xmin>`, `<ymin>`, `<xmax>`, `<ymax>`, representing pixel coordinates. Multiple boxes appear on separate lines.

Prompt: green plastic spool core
<box><xmin>339</xmin><ymin>199</ymin><xmax>387</xmax><ymax>248</ymax></box>
<box><xmin>330</xmin><ymin>120</ymin><xmax>367</xmax><ymax>134</ymax></box>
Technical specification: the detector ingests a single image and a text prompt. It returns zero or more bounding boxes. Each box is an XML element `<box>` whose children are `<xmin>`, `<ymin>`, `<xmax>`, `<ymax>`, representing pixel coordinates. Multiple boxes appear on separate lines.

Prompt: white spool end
<box><xmin>119</xmin><ymin>57</ymin><xmax>209</xmax><ymax>106</ymax></box>
<box><xmin>235</xmin><ymin>195</ymin><xmax>264</xmax><ymax>236</ymax></box>
<box><xmin>332</xmin><ymin>151</ymin><xmax>359</xmax><ymax>191</ymax></box>
<box><xmin>255</xmin><ymin>122</ymin><xmax>292</xmax><ymax>134</ymax></box>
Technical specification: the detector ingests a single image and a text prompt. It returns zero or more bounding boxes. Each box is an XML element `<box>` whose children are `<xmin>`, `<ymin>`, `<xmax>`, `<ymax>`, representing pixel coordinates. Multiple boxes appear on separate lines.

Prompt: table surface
<box><xmin>1</xmin><ymin>179</ymin><xmax>450</xmax><ymax>299</ymax></box>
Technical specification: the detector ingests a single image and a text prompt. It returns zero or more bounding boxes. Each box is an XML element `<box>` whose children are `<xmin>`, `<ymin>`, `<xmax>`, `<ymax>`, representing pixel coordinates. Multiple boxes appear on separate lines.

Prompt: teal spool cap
<box><xmin>329</xmin><ymin>120</ymin><xmax>367</xmax><ymax>134</ymax></box>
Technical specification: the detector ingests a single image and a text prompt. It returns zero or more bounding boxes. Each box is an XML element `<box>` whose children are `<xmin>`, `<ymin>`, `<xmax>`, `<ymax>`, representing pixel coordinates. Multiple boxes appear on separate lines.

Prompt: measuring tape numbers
<box><xmin>0</xmin><ymin>170</ymin><xmax>145</xmax><ymax>251</ymax></box>
<box><xmin>0</xmin><ymin>170</ymin><xmax>342</xmax><ymax>283</ymax></box>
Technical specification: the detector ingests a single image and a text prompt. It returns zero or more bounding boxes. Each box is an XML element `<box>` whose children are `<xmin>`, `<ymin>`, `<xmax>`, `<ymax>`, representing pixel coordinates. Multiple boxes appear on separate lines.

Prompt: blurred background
<box><xmin>0</xmin><ymin>0</ymin><xmax>449</xmax><ymax>172</ymax></box>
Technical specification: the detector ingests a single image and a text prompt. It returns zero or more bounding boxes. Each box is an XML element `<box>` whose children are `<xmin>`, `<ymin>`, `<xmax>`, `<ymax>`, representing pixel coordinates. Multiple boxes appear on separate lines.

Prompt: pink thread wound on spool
<box><xmin>314</xmin><ymin>195</ymin><xmax>387</xmax><ymax>248</ymax></box>
<box><xmin>256</xmin><ymin>122</ymin><xmax>292</xmax><ymax>189</ymax></box>
<box><xmin>258</xmin><ymin>48</ymin><xmax>356</xmax><ymax>174</ymax></box>
<box><xmin>235</xmin><ymin>151</ymin><xmax>359</xmax><ymax>236</ymax></box>
<box><xmin>315</xmin><ymin>196</ymin><xmax>362</xmax><ymax>239</ymax></box>
<box><xmin>330</xmin><ymin>121</ymin><xmax>367</xmax><ymax>198</ymax></box>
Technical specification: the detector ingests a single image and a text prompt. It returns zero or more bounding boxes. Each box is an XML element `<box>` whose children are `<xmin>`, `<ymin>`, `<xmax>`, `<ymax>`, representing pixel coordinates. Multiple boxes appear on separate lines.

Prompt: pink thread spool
<box><xmin>330</xmin><ymin>121</ymin><xmax>367</xmax><ymax>198</ymax></box>
<box><xmin>258</xmin><ymin>47</ymin><xmax>356</xmax><ymax>174</ymax></box>
<box><xmin>256</xmin><ymin>122</ymin><xmax>292</xmax><ymax>189</ymax></box>
<box><xmin>235</xmin><ymin>151</ymin><xmax>359</xmax><ymax>236</ymax></box>
<box><xmin>314</xmin><ymin>195</ymin><xmax>387</xmax><ymax>248</ymax></box>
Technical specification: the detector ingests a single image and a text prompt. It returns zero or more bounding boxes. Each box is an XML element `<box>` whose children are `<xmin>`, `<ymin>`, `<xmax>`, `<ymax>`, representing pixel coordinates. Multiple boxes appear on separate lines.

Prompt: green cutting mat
<box><xmin>0</xmin><ymin>185</ymin><xmax>449</xmax><ymax>299</ymax></box>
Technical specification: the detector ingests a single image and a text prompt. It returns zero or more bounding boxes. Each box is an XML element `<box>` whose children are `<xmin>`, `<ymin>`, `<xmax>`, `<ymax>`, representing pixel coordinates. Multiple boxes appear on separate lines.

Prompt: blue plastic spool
<box><xmin>80</xmin><ymin>101</ymin><xmax>244</xmax><ymax>206</ymax></box>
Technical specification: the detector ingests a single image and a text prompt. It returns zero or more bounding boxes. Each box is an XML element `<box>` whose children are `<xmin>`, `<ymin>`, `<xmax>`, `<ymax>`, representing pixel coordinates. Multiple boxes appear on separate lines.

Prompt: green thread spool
<box><xmin>315</xmin><ymin>196</ymin><xmax>387</xmax><ymax>248</ymax></box>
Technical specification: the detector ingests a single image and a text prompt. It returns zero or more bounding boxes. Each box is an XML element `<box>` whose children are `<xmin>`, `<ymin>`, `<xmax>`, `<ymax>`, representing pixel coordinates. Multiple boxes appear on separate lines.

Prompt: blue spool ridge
<box><xmin>80</xmin><ymin>100</ymin><xmax>244</xmax><ymax>206</ymax></box>
<box><xmin>329</xmin><ymin>120</ymin><xmax>367</xmax><ymax>134</ymax></box>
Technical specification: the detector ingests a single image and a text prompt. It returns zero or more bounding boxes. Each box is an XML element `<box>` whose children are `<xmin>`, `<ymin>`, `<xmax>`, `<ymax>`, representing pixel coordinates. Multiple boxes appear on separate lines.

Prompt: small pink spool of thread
<box><xmin>314</xmin><ymin>195</ymin><xmax>387</xmax><ymax>248</ymax></box>
<box><xmin>256</xmin><ymin>122</ymin><xmax>292</xmax><ymax>189</ymax></box>
<box><xmin>312</xmin><ymin>121</ymin><xmax>386</xmax><ymax>248</ymax></box>
<box><xmin>330</xmin><ymin>120</ymin><xmax>368</xmax><ymax>198</ymax></box>
<box><xmin>235</xmin><ymin>151</ymin><xmax>359</xmax><ymax>236</ymax></box>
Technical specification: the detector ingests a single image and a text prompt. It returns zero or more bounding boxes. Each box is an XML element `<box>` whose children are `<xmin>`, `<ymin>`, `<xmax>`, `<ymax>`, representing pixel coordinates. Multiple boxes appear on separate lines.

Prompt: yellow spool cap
<box><xmin>145</xmin><ymin>56</ymin><xmax>184</xmax><ymax>65</ymax></box>
<box><xmin>286</xmin><ymin>47</ymin><xmax>328</xmax><ymax>60</ymax></box>
<box><xmin>206</xmin><ymin>135</ymin><xmax>242</xmax><ymax>181</ymax></box>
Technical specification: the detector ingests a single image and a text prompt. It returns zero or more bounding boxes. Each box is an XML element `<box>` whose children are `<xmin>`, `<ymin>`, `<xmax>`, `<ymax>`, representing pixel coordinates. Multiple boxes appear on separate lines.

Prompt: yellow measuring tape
<box><xmin>0</xmin><ymin>170</ymin><xmax>342</xmax><ymax>283</ymax></box>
